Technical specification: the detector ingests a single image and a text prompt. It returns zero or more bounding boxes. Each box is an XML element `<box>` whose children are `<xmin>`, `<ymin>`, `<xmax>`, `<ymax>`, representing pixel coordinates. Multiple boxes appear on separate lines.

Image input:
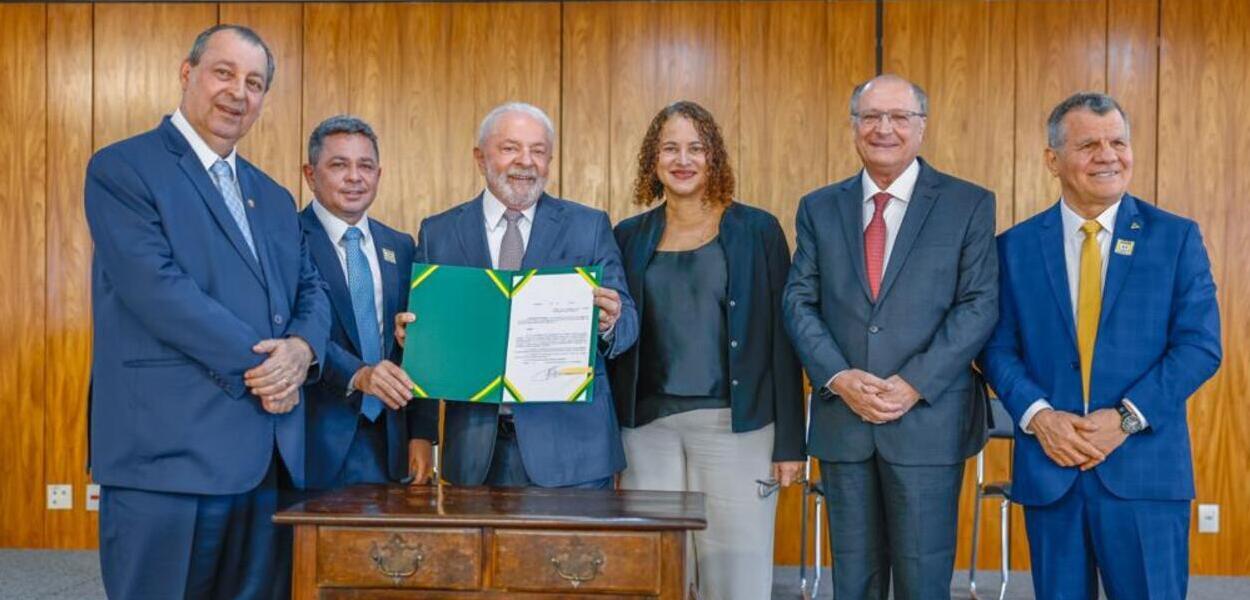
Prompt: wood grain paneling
<box><xmin>93</xmin><ymin>3</ymin><xmax>217</xmax><ymax>150</ymax></box>
<box><xmin>1159</xmin><ymin>0</ymin><xmax>1250</xmax><ymax>576</ymax></box>
<box><xmin>560</xmin><ymin>3</ymin><xmax>612</xmax><ymax>211</ymax></box>
<box><xmin>739</xmin><ymin>1</ymin><xmax>829</xmax><ymax>240</ymax></box>
<box><xmin>1108</xmin><ymin>0</ymin><xmax>1159</xmax><ymax>204</ymax></box>
<box><xmin>1013</xmin><ymin>0</ymin><xmax>1108</xmax><ymax>222</ymax></box>
<box><xmin>827</xmin><ymin>0</ymin><xmax>878</xmax><ymax>181</ymax></box>
<box><xmin>447</xmin><ymin>2</ymin><xmax>563</xmax><ymax>205</ymax></box>
<box><xmin>0</xmin><ymin>3</ymin><xmax>48</xmax><ymax>549</ymax></box>
<box><xmin>44</xmin><ymin>2</ymin><xmax>95</xmax><ymax>549</ymax></box>
<box><xmin>224</xmin><ymin>3</ymin><xmax>305</xmax><ymax>199</ymax></box>
<box><xmin>563</xmin><ymin>2</ymin><xmax>741</xmax><ymax>224</ymax></box>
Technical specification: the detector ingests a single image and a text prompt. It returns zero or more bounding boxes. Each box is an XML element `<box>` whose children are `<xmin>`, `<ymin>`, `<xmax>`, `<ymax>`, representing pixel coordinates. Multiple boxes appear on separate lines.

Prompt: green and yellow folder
<box><xmin>401</xmin><ymin>263</ymin><xmax>602</xmax><ymax>404</ymax></box>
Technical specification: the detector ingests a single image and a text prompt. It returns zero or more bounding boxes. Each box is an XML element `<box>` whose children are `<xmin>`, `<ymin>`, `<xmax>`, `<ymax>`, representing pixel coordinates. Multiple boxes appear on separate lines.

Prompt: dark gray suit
<box><xmin>783</xmin><ymin>158</ymin><xmax>997</xmax><ymax>599</ymax></box>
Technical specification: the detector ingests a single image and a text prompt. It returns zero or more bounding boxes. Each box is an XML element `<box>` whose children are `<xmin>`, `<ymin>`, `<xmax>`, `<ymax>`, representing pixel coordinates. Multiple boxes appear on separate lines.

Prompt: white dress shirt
<box><xmin>1019</xmin><ymin>198</ymin><xmax>1147</xmax><ymax>433</ymax></box>
<box><xmin>824</xmin><ymin>159</ymin><xmax>921</xmax><ymax>391</ymax></box>
<box><xmin>860</xmin><ymin>158</ymin><xmax>920</xmax><ymax>274</ymax></box>
<box><xmin>310</xmin><ymin>199</ymin><xmax>385</xmax><ymax>338</ymax></box>
<box><xmin>482</xmin><ymin>188</ymin><xmax>536</xmax><ymax>269</ymax></box>
<box><xmin>171</xmin><ymin>109</ymin><xmax>237</xmax><ymax>174</ymax></box>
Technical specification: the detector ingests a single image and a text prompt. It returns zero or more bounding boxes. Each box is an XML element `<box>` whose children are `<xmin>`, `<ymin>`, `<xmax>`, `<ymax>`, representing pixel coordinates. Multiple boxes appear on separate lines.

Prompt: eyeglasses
<box><xmin>852</xmin><ymin>110</ymin><xmax>927</xmax><ymax>130</ymax></box>
<box><xmin>755</xmin><ymin>477</ymin><xmax>812</xmax><ymax>498</ymax></box>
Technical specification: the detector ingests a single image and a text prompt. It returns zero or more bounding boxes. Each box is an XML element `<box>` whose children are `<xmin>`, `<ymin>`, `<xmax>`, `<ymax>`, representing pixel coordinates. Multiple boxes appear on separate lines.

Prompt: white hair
<box><xmin>476</xmin><ymin>102</ymin><xmax>556</xmax><ymax>148</ymax></box>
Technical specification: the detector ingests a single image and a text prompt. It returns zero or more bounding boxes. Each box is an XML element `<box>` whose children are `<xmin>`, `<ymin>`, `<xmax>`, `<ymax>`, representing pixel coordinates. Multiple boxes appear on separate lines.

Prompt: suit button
<box><xmin>1071</xmin><ymin>361</ymin><xmax>1080</xmax><ymax>370</ymax></box>
<box><xmin>729</xmin><ymin>300</ymin><xmax>737</xmax><ymax>308</ymax></box>
<box><xmin>730</xmin><ymin>340</ymin><xmax>739</xmax><ymax>348</ymax></box>
<box><xmin>732</xmin><ymin>379</ymin><xmax>739</xmax><ymax>387</ymax></box>
<box><xmin>869</xmin><ymin>325</ymin><xmax>880</xmax><ymax>334</ymax></box>
<box><xmin>273</xmin><ymin>314</ymin><xmax>284</xmax><ymax>325</ymax></box>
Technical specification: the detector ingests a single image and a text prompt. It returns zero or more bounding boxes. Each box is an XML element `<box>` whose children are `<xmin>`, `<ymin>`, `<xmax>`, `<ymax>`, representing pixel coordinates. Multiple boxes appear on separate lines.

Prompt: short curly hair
<box><xmin>632</xmin><ymin>101</ymin><xmax>734</xmax><ymax>207</ymax></box>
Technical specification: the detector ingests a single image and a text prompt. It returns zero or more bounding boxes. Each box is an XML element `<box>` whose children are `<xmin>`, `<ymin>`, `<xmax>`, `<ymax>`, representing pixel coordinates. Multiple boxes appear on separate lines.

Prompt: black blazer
<box><xmin>611</xmin><ymin>201</ymin><xmax>805</xmax><ymax>461</ymax></box>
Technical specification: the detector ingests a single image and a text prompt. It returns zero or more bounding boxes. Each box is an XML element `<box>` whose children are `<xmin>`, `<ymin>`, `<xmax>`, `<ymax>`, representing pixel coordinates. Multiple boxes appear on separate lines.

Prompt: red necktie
<box><xmin>864</xmin><ymin>192</ymin><xmax>891</xmax><ymax>300</ymax></box>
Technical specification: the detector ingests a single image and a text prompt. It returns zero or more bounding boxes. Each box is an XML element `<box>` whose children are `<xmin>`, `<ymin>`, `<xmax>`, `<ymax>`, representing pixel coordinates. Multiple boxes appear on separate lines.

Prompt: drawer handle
<box><xmin>369</xmin><ymin>534</ymin><xmax>425</xmax><ymax>584</ymax></box>
<box><xmin>549</xmin><ymin>544</ymin><xmax>606</xmax><ymax>588</ymax></box>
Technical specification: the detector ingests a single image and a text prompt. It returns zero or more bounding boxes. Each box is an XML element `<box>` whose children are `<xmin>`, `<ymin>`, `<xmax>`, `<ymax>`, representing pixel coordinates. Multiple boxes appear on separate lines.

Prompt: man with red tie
<box><xmin>783</xmin><ymin>74</ymin><xmax>999</xmax><ymax>599</ymax></box>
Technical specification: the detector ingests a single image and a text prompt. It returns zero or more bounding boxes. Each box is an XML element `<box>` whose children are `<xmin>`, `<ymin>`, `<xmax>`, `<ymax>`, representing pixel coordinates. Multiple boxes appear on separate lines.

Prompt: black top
<box><xmin>637</xmin><ymin>241</ymin><xmax>731</xmax><ymax>424</ymax></box>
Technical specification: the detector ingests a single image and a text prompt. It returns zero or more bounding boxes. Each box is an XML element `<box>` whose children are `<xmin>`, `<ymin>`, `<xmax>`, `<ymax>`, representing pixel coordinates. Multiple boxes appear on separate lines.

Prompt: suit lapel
<box><xmin>455</xmin><ymin>194</ymin><xmax>494</xmax><ymax>269</ymax></box>
<box><xmin>235</xmin><ymin>162</ymin><xmax>272</xmax><ymax>287</ymax></box>
<box><xmin>627</xmin><ymin>207</ymin><xmax>665</xmax><ymax>319</ymax></box>
<box><xmin>1038</xmin><ymin>204</ymin><xmax>1078</xmax><ymax>348</ymax></box>
<box><xmin>372</xmin><ymin>222</ymin><xmax>401</xmax><ymax>357</ymax></box>
<box><xmin>301</xmin><ymin>207</ymin><xmax>361</xmax><ymax>352</ymax></box>
<box><xmin>1099</xmin><ymin>195</ymin><xmax>1142</xmax><ymax>325</ymax></box>
<box><xmin>834</xmin><ymin>177</ymin><xmax>872</xmax><ymax>302</ymax></box>
<box><xmin>875</xmin><ymin>162</ymin><xmax>938</xmax><ymax>304</ymax></box>
<box><xmin>175</xmin><ymin>149</ymin><xmax>265</xmax><ymax>285</ymax></box>
<box><xmin>521</xmin><ymin>194</ymin><xmax>568</xmax><ymax>270</ymax></box>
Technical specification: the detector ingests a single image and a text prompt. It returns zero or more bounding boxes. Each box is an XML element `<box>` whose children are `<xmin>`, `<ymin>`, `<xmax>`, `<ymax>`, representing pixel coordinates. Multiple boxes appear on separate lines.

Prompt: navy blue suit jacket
<box><xmin>415</xmin><ymin>193</ymin><xmax>637</xmax><ymax>486</ymax></box>
<box><xmin>85</xmin><ymin>117</ymin><xmax>330</xmax><ymax>494</ymax></box>
<box><xmin>980</xmin><ymin>195</ymin><xmax>1221</xmax><ymax>505</ymax></box>
<box><xmin>611</xmin><ymin>201</ymin><xmax>806</xmax><ymax>461</ymax></box>
<box><xmin>299</xmin><ymin>207</ymin><xmax>438</xmax><ymax>489</ymax></box>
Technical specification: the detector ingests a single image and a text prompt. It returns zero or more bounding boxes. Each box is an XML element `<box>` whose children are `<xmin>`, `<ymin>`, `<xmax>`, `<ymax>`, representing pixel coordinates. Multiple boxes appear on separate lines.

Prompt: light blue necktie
<box><xmin>344</xmin><ymin>226</ymin><xmax>384</xmax><ymax>421</ymax></box>
<box><xmin>208</xmin><ymin>159</ymin><xmax>257</xmax><ymax>260</ymax></box>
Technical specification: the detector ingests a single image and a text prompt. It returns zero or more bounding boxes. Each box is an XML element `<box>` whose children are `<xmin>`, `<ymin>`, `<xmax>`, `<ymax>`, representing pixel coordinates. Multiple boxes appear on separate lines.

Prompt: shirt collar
<box><xmin>861</xmin><ymin>158</ymin><xmax>921</xmax><ymax>204</ymax></box>
<box><xmin>1059</xmin><ymin>196</ymin><xmax>1121</xmax><ymax>238</ymax></box>
<box><xmin>311</xmin><ymin>197</ymin><xmax>372</xmax><ymax>246</ymax></box>
<box><xmin>482</xmin><ymin>187</ymin><xmax>537</xmax><ymax>231</ymax></box>
<box><xmin>171</xmin><ymin>109</ymin><xmax>237</xmax><ymax>173</ymax></box>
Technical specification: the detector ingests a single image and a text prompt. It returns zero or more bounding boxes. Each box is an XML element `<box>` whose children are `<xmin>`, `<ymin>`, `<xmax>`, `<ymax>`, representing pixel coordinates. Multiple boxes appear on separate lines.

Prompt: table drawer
<box><xmin>492</xmin><ymin>530</ymin><xmax>660</xmax><ymax>594</ymax></box>
<box><xmin>317</xmin><ymin>527</ymin><xmax>481</xmax><ymax>589</ymax></box>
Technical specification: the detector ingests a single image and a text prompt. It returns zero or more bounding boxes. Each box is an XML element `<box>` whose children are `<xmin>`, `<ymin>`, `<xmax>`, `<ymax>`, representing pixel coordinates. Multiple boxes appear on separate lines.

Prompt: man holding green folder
<box><xmin>397</xmin><ymin>102</ymin><xmax>637</xmax><ymax>489</ymax></box>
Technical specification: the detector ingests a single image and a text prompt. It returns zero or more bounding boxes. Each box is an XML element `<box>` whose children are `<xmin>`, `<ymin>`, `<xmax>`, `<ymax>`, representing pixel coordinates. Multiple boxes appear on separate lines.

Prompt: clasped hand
<box><xmin>829</xmin><ymin>370</ymin><xmax>921</xmax><ymax>424</ymax></box>
<box><xmin>245</xmin><ymin>337</ymin><xmax>314</xmax><ymax>414</ymax></box>
<box><xmin>1029</xmin><ymin>407</ymin><xmax>1127</xmax><ymax>470</ymax></box>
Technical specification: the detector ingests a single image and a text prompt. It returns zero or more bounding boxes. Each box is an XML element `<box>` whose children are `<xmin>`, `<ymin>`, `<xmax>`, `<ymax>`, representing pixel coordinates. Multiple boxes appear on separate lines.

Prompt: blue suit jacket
<box><xmin>783</xmin><ymin>159</ymin><xmax>998</xmax><ymax>465</ymax></box>
<box><xmin>415</xmin><ymin>193</ymin><xmax>638</xmax><ymax>486</ymax></box>
<box><xmin>299</xmin><ymin>207</ymin><xmax>438</xmax><ymax>489</ymax></box>
<box><xmin>85</xmin><ymin>117</ymin><xmax>330</xmax><ymax>494</ymax></box>
<box><xmin>979</xmin><ymin>195</ymin><xmax>1221</xmax><ymax>505</ymax></box>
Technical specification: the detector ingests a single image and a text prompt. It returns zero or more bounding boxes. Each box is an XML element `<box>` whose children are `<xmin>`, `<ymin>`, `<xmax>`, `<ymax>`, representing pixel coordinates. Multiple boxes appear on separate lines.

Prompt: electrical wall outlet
<box><xmin>85</xmin><ymin>484</ymin><xmax>101</xmax><ymax>511</ymax></box>
<box><xmin>47</xmin><ymin>484</ymin><xmax>72</xmax><ymax>510</ymax></box>
<box><xmin>1198</xmin><ymin>504</ymin><xmax>1219</xmax><ymax>533</ymax></box>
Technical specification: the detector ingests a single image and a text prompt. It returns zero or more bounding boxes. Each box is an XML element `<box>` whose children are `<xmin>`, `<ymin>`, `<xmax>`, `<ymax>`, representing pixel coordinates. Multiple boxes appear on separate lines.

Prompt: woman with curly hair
<box><xmin>609</xmin><ymin>100</ymin><xmax>805</xmax><ymax>599</ymax></box>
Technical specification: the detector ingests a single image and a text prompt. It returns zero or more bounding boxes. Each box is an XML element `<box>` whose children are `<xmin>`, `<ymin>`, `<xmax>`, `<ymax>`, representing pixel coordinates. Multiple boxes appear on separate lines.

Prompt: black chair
<box><xmin>969</xmin><ymin>396</ymin><xmax>1015</xmax><ymax>600</ymax></box>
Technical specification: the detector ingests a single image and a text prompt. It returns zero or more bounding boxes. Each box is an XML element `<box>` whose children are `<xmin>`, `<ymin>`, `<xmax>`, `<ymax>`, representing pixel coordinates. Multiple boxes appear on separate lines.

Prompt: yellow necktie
<box><xmin>1077</xmin><ymin>220</ymin><xmax>1103</xmax><ymax>411</ymax></box>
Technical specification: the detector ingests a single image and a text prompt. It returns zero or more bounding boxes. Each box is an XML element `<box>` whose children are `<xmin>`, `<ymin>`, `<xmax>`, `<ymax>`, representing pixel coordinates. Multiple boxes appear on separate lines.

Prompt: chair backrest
<box><xmin>987</xmin><ymin>396</ymin><xmax>1014</xmax><ymax>439</ymax></box>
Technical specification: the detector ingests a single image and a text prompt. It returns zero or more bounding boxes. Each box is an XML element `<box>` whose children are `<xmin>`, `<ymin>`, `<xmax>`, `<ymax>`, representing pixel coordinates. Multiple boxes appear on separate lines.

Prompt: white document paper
<box><xmin>502</xmin><ymin>272</ymin><xmax>596</xmax><ymax>402</ymax></box>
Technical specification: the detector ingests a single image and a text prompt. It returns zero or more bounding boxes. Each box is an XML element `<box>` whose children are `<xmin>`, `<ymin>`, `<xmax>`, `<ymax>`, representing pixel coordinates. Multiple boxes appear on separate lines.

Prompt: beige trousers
<box><xmin>620</xmin><ymin>408</ymin><xmax>777</xmax><ymax>600</ymax></box>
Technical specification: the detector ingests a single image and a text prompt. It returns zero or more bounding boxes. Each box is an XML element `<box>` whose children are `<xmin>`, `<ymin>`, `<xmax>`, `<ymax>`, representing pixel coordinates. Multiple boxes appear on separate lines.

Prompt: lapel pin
<box><xmin>1115</xmin><ymin>239</ymin><xmax>1135</xmax><ymax>256</ymax></box>
<box><xmin>1130</xmin><ymin>221</ymin><xmax>1141</xmax><ymax>230</ymax></box>
<box><xmin>382</xmin><ymin>248</ymin><xmax>397</xmax><ymax>264</ymax></box>
<box><xmin>246</xmin><ymin>198</ymin><xmax>255</xmax><ymax>209</ymax></box>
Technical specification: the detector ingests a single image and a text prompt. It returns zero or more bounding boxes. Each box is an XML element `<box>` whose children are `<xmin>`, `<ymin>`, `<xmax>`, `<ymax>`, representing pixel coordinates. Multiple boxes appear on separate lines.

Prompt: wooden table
<box><xmin>274</xmin><ymin>484</ymin><xmax>707</xmax><ymax>599</ymax></box>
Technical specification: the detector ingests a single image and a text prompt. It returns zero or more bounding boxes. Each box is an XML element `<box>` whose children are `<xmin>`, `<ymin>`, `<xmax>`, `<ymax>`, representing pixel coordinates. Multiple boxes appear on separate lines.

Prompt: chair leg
<box><xmin>969</xmin><ymin>452</ymin><xmax>985</xmax><ymax>598</ymax></box>
<box><xmin>998</xmin><ymin>498</ymin><xmax>1010</xmax><ymax>600</ymax></box>
<box><xmin>812</xmin><ymin>494</ymin><xmax>825</xmax><ymax>600</ymax></box>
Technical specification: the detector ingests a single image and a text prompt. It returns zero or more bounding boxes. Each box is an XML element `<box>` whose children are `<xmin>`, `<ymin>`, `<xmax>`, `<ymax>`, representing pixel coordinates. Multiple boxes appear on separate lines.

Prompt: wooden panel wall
<box><xmin>0</xmin><ymin>3</ymin><xmax>47</xmax><ymax>549</ymax></box>
<box><xmin>2</xmin><ymin>0</ymin><xmax>1247</xmax><ymax>578</ymax></box>
<box><xmin>1158</xmin><ymin>0</ymin><xmax>1250</xmax><ymax>576</ymax></box>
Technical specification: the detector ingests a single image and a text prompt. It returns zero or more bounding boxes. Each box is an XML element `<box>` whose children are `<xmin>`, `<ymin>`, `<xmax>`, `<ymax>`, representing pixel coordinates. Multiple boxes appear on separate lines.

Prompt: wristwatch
<box><xmin>1116</xmin><ymin>404</ymin><xmax>1146</xmax><ymax>434</ymax></box>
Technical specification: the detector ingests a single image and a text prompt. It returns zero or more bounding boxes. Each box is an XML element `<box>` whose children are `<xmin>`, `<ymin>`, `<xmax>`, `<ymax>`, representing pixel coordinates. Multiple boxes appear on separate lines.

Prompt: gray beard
<box><xmin>486</xmin><ymin>166</ymin><xmax>545</xmax><ymax>209</ymax></box>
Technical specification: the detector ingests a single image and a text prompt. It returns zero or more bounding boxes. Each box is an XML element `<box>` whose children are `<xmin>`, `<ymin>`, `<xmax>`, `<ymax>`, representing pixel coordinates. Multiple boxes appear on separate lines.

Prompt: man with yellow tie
<box><xmin>980</xmin><ymin>92</ymin><xmax>1222</xmax><ymax>599</ymax></box>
